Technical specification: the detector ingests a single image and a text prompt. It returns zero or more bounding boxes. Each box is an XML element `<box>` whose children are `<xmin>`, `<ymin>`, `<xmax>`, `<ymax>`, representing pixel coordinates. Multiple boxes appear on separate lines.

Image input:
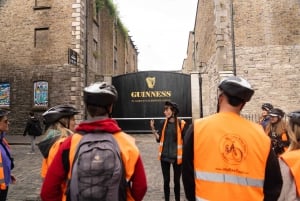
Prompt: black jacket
<box><xmin>23</xmin><ymin>117</ymin><xmax>41</xmax><ymax>136</ymax></box>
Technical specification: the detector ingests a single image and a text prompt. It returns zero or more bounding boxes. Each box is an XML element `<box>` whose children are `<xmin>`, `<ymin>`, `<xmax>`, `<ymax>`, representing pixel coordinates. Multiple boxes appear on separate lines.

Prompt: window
<box><xmin>34</xmin><ymin>0</ymin><xmax>51</xmax><ymax>9</ymax></box>
<box><xmin>93</xmin><ymin>39</ymin><xmax>98</xmax><ymax>69</ymax></box>
<box><xmin>34</xmin><ymin>27</ymin><xmax>49</xmax><ymax>48</ymax></box>
<box><xmin>114</xmin><ymin>46</ymin><xmax>118</xmax><ymax>71</ymax></box>
<box><xmin>93</xmin><ymin>0</ymin><xmax>99</xmax><ymax>23</ymax></box>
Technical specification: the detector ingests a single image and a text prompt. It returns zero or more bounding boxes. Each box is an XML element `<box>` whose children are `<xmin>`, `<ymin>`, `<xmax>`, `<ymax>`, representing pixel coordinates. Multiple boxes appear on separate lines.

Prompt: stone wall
<box><xmin>187</xmin><ymin>0</ymin><xmax>300</xmax><ymax>118</ymax></box>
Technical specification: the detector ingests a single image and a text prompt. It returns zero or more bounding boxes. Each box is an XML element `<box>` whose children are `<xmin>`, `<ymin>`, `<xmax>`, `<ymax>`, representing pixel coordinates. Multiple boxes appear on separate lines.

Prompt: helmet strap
<box><xmin>58</xmin><ymin>120</ymin><xmax>68</xmax><ymax>129</ymax></box>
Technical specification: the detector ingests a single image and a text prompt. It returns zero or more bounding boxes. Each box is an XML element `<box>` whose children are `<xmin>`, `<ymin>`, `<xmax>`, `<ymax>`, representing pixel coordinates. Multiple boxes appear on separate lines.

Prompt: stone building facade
<box><xmin>183</xmin><ymin>0</ymin><xmax>300</xmax><ymax>120</ymax></box>
<box><xmin>0</xmin><ymin>0</ymin><xmax>138</xmax><ymax>135</ymax></box>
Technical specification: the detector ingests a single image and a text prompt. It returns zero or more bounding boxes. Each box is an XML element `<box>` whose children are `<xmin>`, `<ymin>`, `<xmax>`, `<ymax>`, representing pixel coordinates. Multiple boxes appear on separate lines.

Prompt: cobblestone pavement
<box><xmin>6</xmin><ymin>134</ymin><xmax>187</xmax><ymax>201</ymax></box>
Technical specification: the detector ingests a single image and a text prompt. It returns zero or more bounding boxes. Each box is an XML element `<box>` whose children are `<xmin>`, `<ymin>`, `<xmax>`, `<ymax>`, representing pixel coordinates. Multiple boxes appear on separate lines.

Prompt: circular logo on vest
<box><xmin>219</xmin><ymin>134</ymin><xmax>248</xmax><ymax>165</ymax></box>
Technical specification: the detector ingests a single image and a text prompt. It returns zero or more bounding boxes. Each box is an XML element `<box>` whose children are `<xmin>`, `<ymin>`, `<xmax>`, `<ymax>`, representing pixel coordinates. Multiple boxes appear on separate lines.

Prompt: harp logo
<box><xmin>146</xmin><ymin>77</ymin><xmax>156</xmax><ymax>89</ymax></box>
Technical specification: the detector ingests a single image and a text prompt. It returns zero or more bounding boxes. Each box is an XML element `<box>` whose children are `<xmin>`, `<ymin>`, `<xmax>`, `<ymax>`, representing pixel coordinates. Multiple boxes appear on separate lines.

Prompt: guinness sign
<box><xmin>112</xmin><ymin>71</ymin><xmax>192</xmax><ymax>132</ymax></box>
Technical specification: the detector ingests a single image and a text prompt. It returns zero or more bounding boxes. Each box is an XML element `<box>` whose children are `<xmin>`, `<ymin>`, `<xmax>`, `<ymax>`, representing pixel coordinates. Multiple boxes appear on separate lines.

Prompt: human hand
<box><xmin>150</xmin><ymin>119</ymin><xmax>155</xmax><ymax>130</ymax></box>
<box><xmin>11</xmin><ymin>175</ymin><xmax>16</xmax><ymax>184</ymax></box>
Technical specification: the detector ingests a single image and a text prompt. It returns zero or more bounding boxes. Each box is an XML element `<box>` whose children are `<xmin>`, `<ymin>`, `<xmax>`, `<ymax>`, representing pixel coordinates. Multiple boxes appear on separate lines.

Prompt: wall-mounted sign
<box><xmin>34</xmin><ymin>81</ymin><xmax>48</xmax><ymax>107</ymax></box>
<box><xmin>68</xmin><ymin>48</ymin><xmax>78</xmax><ymax>65</ymax></box>
<box><xmin>0</xmin><ymin>83</ymin><xmax>10</xmax><ymax>107</ymax></box>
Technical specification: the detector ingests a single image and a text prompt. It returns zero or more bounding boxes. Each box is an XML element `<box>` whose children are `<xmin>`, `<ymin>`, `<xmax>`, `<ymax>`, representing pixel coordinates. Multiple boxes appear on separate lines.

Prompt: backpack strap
<box><xmin>67</xmin><ymin>134</ymin><xmax>82</xmax><ymax>180</ymax></box>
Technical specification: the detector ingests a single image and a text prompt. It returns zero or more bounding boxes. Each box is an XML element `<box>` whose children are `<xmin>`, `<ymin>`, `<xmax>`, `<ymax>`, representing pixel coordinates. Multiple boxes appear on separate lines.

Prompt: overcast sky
<box><xmin>113</xmin><ymin>0</ymin><xmax>198</xmax><ymax>71</ymax></box>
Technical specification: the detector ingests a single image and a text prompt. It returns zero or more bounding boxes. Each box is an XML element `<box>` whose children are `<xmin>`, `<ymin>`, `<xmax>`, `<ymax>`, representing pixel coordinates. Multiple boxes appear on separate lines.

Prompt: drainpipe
<box><xmin>85</xmin><ymin>0</ymin><xmax>88</xmax><ymax>87</ymax></box>
<box><xmin>230</xmin><ymin>0</ymin><xmax>236</xmax><ymax>76</ymax></box>
<box><xmin>199</xmin><ymin>74</ymin><xmax>203</xmax><ymax>118</ymax></box>
<box><xmin>84</xmin><ymin>0</ymin><xmax>88</xmax><ymax>119</ymax></box>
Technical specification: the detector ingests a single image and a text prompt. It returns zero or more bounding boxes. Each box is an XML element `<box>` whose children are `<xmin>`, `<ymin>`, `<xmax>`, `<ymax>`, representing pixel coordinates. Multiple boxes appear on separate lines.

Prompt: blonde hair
<box><xmin>45</xmin><ymin>117</ymin><xmax>73</xmax><ymax>138</ymax></box>
<box><xmin>287</xmin><ymin>120</ymin><xmax>300</xmax><ymax>151</ymax></box>
<box><xmin>265</xmin><ymin>118</ymin><xmax>287</xmax><ymax>135</ymax></box>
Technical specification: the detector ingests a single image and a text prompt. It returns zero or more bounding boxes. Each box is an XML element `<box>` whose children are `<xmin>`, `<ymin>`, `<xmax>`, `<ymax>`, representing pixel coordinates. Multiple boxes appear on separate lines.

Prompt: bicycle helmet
<box><xmin>269</xmin><ymin>108</ymin><xmax>285</xmax><ymax>119</ymax></box>
<box><xmin>165</xmin><ymin>101</ymin><xmax>179</xmax><ymax>116</ymax></box>
<box><xmin>218</xmin><ymin>76</ymin><xmax>254</xmax><ymax>102</ymax></box>
<box><xmin>261</xmin><ymin>103</ymin><xmax>273</xmax><ymax>111</ymax></box>
<box><xmin>83</xmin><ymin>82</ymin><xmax>118</xmax><ymax>107</ymax></box>
<box><xmin>0</xmin><ymin>109</ymin><xmax>9</xmax><ymax>117</ymax></box>
<box><xmin>288</xmin><ymin>110</ymin><xmax>300</xmax><ymax>126</ymax></box>
<box><xmin>43</xmin><ymin>104</ymin><xmax>79</xmax><ymax>125</ymax></box>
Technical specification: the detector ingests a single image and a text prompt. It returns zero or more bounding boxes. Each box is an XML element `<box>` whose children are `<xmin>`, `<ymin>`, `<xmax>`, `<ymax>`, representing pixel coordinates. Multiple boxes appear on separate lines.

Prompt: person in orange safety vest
<box><xmin>38</xmin><ymin>104</ymin><xmax>79</xmax><ymax>179</ymax></box>
<box><xmin>40</xmin><ymin>82</ymin><xmax>147</xmax><ymax>201</ymax></box>
<box><xmin>150</xmin><ymin>101</ymin><xmax>188</xmax><ymax>201</ymax></box>
<box><xmin>265</xmin><ymin>108</ymin><xmax>290</xmax><ymax>156</ymax></box>
<box><xmin>0</xmin><ymin>109</ymin><xmax>16</xmax><ymax>201</ymax></box>
<box><xmin>278</xmin><ymin>110</ymin><xmax>300</xmax><ymax>201</ymax></box>
<box><xmin>182</xmin><ymin>76</ymin><xmax>283</xmax><ymax>201</ymax></box>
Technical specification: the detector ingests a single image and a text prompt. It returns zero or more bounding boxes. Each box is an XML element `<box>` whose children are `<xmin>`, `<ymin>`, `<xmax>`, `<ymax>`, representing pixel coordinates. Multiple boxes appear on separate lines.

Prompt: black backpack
<box><xmin>68</xmin><ymin>133</ymin><xmax>126</xmax><ymax>201</ymax></box>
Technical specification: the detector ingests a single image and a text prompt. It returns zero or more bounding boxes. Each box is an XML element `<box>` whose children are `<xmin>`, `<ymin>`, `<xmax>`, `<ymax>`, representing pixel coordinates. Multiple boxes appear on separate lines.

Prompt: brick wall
<box><xmin>0</xmin><ymin>0</ymin><xmax>138</xmax><ymax>134</ymax></box>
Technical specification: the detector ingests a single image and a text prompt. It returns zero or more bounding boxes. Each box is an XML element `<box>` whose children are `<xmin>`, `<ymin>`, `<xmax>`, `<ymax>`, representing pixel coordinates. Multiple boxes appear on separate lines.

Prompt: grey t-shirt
<box><xmin>160</xmin><ymin>121</ymin><xmax>177</xmax><ymax>160</ymax></box>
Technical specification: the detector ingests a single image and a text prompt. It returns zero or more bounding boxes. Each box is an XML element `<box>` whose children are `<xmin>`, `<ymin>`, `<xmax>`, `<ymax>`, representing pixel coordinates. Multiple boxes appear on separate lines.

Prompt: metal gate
<box><xmin>112</xmin><ymin>71</ymin><xmax>192</xmax><ymax>133</ymax></box>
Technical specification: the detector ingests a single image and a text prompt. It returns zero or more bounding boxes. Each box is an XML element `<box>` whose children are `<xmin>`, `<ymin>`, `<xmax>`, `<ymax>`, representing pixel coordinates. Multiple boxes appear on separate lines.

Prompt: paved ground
<box><xmin>5</xmin><ymin>134</ymin><xmax>187</xmax><ymax>201</ymax></box>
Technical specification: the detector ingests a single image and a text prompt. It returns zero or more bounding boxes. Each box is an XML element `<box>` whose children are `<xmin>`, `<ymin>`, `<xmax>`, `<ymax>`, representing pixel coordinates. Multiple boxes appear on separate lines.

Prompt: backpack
<box><xmin>29</xmin><ymin>119</ymin><xmax>43</xmax><ymax>136</ymax></box>
<box><xmin>69</xmin><ymin>133</ymin><xmax>126</xmax><ymax>201</ymax></box>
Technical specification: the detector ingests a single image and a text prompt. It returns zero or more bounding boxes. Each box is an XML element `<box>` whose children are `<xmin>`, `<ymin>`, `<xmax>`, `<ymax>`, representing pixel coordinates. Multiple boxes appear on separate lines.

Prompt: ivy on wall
<box><xmin>95</xmin><ymin>0</ymin><xmax>128</xmax><ymax>39</ymax></box>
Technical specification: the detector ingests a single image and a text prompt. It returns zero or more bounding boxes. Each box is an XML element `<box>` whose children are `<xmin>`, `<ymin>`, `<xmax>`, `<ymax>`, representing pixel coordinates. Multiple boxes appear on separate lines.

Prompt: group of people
<box><xmin>259</xmin><ymin>103</ymin><xmax>290</xmax><ymax>156</ymax></box>
<box><xmin>0</xmin><ymin>76</ymin><xmax>299</xmax><ymax>201</ymax></box>
<box><xmin>151</xmin><ymin>76</ymin><xmax>299</xmax><ymax>201</ymax></box>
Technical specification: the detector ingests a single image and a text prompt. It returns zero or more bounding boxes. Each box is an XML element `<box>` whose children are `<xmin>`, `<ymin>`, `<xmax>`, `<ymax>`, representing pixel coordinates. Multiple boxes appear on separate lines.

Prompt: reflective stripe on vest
<box><xmin>196</xmin><ymin>196</ymin><xmax>209</xmax><ymax>201</ymax></box>
<box><xmin>158</xmin><ymin>119</ymin><xmax>185</xmax><ymax>164</ymax></box>
<box><xmin>195</xmin><ymin>171</ymin><xmax>264</xmax><ymax>187</ymax></box>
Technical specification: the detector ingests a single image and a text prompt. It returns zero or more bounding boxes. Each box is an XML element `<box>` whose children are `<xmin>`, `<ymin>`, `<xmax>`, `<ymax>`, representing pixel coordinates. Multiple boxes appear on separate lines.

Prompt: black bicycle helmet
<box><xmin>0</xmin><ymin>109</ymin><xmax>9</xmax><ymax>117</ymax></box>
<box><xmin>269</xmin><ymin>108</ymin><xmax>285</xmax><ymax>119</ymax></box>
<box><xmin>165</xmin><ymin>101</ymin><xmax>179</xmax><ymax>116</ymax></box>
<box><xmin>218</xmin><ymin>76</ymin><xmax>254</xmax><ymax>102</ymax></box>
<box><xmin>288</xmin><ymin>110</ymin><xmax>300</xmax><ymax>126</ymax></box>
<box><xmin>43</xmin><ymin>104</ymin><xmax>79</xmax><ymax>125</ymax></box>
<box><xmin>261</xmin><ymin>103</ymin><xmax>273</xmax><ymax>111</ymax></box>
<box><xmin>84</xmin><ymin>82</ymin><xmax>118</xmax><ymax>107</ymax></box>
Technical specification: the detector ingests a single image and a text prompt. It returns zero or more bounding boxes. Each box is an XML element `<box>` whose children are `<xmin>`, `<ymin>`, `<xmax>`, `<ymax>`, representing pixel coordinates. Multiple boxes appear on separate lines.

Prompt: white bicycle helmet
<box><xmin>218</xmin><ymin>76</ymin><xmax>254</xmax><ymax>102</ymax></box>
<box><xmin>83</xmin><ymin>82</ymin><xmax>118</xmax><ymax>107</ymax></box>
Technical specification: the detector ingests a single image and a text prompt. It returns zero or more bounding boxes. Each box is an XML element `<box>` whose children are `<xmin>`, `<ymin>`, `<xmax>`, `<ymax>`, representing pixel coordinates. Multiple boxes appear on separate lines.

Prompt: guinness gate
<box><xmin>112</xmin><ymin>71</ymin><xmax>192</xmax><ymax>133</ymax></box>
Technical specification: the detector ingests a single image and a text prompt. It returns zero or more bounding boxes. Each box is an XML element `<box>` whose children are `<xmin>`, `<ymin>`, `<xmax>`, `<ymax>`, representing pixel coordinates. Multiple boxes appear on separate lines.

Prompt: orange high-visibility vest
<box><xmin>62</xmin><ymin>132</ymin><xmax>139</xmax><ymax>201</ymax></box>
<box><xmin>40</xmin><ymin>137</ymin><xmax>67</xmax><ymax>178</ymax></box>
<box><xmin>280</xmin><ymin>150</ymin><xmax>300</xmax><ymax>197</ymax></box>
<box><xmin>194</xmin><ymin>112</ymin><xmax>270</xmax><ymax>201</ymax></box>
<box><xmin>158</xmin><ymin>119</ymin><xmax>185</xmax><ymax>164</ymax></box>
<box><xmin>0</xmin><ymin>139</ymin><xmax>10</xmax><ymax>190</ymax></box>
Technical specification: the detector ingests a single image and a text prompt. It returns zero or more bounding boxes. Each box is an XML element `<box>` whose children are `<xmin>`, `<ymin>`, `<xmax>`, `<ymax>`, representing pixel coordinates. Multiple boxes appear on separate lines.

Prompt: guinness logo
<box><xmin>219</xmin><ymin>134</ymin><xmax>248</xmax><ymax>165</ymax></box>
<box><xmin>146</xmin><ymin>77</ymin><xmax>155</xmax><ymax>89</ymax></box>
